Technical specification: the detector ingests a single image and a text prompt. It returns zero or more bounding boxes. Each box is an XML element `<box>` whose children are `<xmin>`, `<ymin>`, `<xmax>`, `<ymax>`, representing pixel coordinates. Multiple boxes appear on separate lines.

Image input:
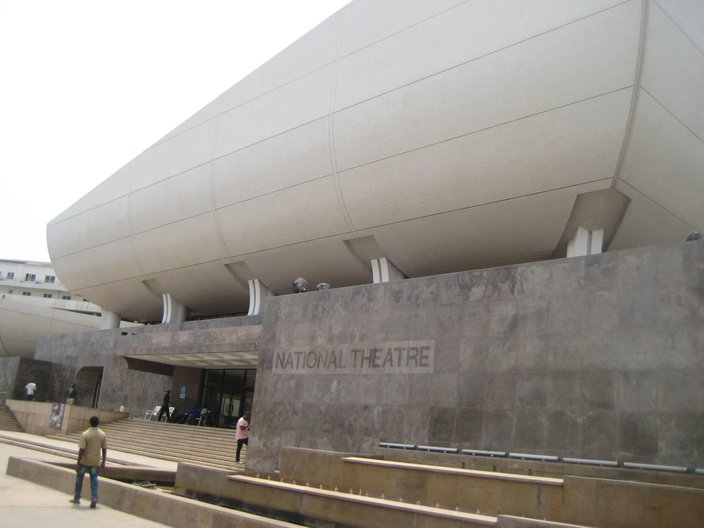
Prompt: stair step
<box><xmin>48</xmin><ymin>417</ymin><xmax>244</xmax><ymax>470</ymax></box>
<box><xmin>0</xmin><ymin>404</ymin><xmax>24</xmax><ymax>432</ymax></box>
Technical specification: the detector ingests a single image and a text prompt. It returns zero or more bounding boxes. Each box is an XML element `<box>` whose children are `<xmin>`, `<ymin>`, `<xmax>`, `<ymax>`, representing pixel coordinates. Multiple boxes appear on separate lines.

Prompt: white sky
<box><xmin>0</xmin><ymin>0</ymin><xmax>349</xmax><ymax>262</ymax></box>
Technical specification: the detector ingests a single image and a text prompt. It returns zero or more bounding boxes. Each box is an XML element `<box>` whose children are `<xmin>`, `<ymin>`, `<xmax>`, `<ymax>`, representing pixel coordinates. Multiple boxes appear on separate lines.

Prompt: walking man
<box><xmin>24</xmin><ymin>379</ymin><xmax>37</xmax><ymax>401</ymax></box>
<box><xmin>69</xmin><ymin>415</ymin><xmax>107</xmax><ymax>508</ymax></box>
<box><xmin>236</xmin><ymin>412</ymin><xmax>250</xmax><ymax>463</ymax></box>
<box><xmin>157</xmin><ymin>389</ymin><xmax>171</xmax><ymax>422</ymax></box>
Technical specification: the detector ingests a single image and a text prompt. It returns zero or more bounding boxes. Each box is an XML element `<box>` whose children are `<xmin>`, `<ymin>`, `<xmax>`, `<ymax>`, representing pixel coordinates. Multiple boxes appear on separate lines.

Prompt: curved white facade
<box><xmin>48</xmin><ymin>0</ymin><xmax>704</xmax><ymax>322</ymax></box>
<box><xmin>0</xmin><ymin>296</ymin><xmax>101</xmax><ymax>358</ymax></box>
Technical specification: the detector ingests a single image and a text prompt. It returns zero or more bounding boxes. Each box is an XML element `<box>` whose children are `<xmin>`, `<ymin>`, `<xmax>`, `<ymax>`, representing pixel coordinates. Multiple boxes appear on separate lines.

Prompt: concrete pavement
<box><xmin>0</xmin><ymin>438</ymin><xmax>171</xmax><ymax>528</ymax></box>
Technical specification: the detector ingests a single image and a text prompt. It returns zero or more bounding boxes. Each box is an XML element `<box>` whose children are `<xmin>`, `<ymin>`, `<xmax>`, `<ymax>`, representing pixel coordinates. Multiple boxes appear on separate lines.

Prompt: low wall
<box><xmin>6</xmin><ymin>456</ymin><xmax>298</xmax><ymax>528</ymax></box>
<box><xmin>376</xmin><ymin>447</ymin><xmax>704</xmax><ymax>489</ymax></box>
<box><xmin>177</xmin><ymin>447</ymin><xmax>704</xmax><ymax>528</ymax></box>
<box><xmin>279</xmin><ymin>447</ymin><xmax>382</xmax><ymax>487</ymax></box>
<box><xmin>5</xmin><ymin>399</ymin><xmax>127</xmax><ymax>435</ymax></box>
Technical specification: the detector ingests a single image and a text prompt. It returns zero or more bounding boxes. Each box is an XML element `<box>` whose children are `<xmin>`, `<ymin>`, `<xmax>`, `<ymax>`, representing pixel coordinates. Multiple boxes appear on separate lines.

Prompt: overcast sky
<box><xmin>0</xmin><ymin>0</ymin><xmax>349</xmax><ymax>262</ymax></box>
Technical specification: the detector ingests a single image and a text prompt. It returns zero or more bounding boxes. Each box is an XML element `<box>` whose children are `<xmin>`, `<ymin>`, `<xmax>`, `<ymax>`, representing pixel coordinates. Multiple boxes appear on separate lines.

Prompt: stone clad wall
<box><xmin>34</xmin><ymin>316</ymin><xmax>262</xmax><ymax>416</ymax></box>
<box><xmin>248</xmin><ymin>240</ymin><xmax>703</xmax><ymax>472</ymax></box>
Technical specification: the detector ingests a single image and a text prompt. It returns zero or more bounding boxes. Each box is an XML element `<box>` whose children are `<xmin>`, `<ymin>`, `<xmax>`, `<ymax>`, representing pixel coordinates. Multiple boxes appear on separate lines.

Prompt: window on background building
<box><xmin>22</xmin><ymin>291</ymin><xmax>31</xmax><ymax>296</ymax></box>
<box><xmin>62</xmin><ymin>295</ymin><xmax>71</xmax><ymax>300</ymax></box>
<box><xmin>45</xmin><ymin>275</ymin><xmax>56</xmax><ymax>283</ymax></box>
<box><xmin>25</xmin><ymin>273</ymin><xmax>36</xmax><ymax>281</ymax></box>
<box><xmin>43</xmin><ymin>293</ymin><xmax>52</xmax><ymax>298</ymax></box>
<box><xmin>7</xmin><ymin>272</ymin><xmax>14</xmax><ymax>279</ymax></box>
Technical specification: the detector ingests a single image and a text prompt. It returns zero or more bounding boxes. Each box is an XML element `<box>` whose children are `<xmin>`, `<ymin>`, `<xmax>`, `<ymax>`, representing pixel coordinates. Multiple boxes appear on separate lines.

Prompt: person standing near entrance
<box><xmin>235</xmin><ymin>412</ymin><xmax>250</xmax><ymax>463</ymax></box>
<box><xmin>157</xmin><ymin>389</ymin><xmax>171</xmax><ymax>422</ymax></box>
<box><xmin>24</xmin><ymin>379</ymin><xmax>37</xmax><ymax>401</ymax></box>
<box><xmin>69</xmin><ymin>415</ymin><xmax>107</xmax><ymax>508</ymax></box>
<box><xmin>66</xmin><ymin>383</ymin><xmax>77</xmax><ymax>405</ymax></box>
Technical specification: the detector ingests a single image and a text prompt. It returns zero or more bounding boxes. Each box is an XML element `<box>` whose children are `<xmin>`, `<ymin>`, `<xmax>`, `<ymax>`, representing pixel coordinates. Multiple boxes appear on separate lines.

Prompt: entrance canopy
<box><xmin>118</xmin><ymin>323</ymin><xmax>262</xmax><ymax>374</ymax></box>
<box><xmin>124</xmin><ymin>349</ymin><xmax>259</xmax><ymax>370</ymax></box>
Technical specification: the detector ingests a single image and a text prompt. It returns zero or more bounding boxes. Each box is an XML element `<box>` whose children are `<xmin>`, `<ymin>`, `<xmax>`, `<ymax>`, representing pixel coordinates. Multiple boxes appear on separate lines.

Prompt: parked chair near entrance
<box><xmin>145</xmin><ymin>405</ymin><xmax>176</xmax><ymax>421</ymax></box>
<box><xmin>144</xmin><ymin>406</ymin><xmax>160</xmax><ymax>420</ymax></box>
<box><xmin>198</xmin><ymin>408</ymin><xmax>211</xmax><ymax>426</ymax></box>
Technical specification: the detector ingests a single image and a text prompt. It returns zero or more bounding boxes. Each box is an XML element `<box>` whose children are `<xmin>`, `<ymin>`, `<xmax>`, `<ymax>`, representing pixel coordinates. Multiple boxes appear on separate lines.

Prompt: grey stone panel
<box><xmin>616</xmin><ymin>371</ymin><xmax>658</xmax><ymax>411</ymax></box>
<box><xmin>456</xmin><ymin>369</ymin><xmax>488</xmax><ymax>410</ymax></box>
<box><xmin>583</xmin><ymin>251</ymin><xmax>620</xmax><ymax>292</ymax></box>
<box><xmin>428</xmin><ymin>406</ymin><xmax>456</xmax><ymax>445</ymax></box>
<box><xmin>544</xmin><ymin>411</ymin><xmax>581</xmax><ymax>455</ymax></box>
<box><xmin>580</xmin><ymin>410</ymin><xmax>619</xmax><ymax>459</ymax></box>
<box><xmin>513</xmin><ymin>409</ymin><xmax>548</xmax><ymax>452</ymax></box>
<box><xmin>515</xmin><ymin>374</ymin><xmax>548</xmax><ymax>409</ymax></box>
<box><xmin>454</xmin><ymin>408</ymin><xmax>483</xmax><ymax>446</ymax></box>
<box><xmin>617</xmin><ymin>412</ymin><xmax>659</xmax><ymax>459</ymax></box>
<box><xmin>549</xmin><ymin>290</ymin><xmax>586</xmax><ymax>337</ymax></box>
<box><xmin>481</xmin><ymin>409</ymin><xmax>515</xmax><ymax>451</ymax></box>
<box><xmin>657</xmin><ymin>414</ymin><xmax>704</xmax><ymax>464</ymax></box>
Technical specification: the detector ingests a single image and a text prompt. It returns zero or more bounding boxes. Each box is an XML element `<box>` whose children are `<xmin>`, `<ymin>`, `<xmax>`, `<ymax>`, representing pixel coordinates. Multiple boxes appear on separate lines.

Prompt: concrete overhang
<box><xmin>123</xmin><ymin>350</ymin><xmax>260</xmax><ymax>370</ymax></box>
<box><xmin>117</xmin><ymin>322</ymin><xmax>262</xmax><ymax>373</ymax></box>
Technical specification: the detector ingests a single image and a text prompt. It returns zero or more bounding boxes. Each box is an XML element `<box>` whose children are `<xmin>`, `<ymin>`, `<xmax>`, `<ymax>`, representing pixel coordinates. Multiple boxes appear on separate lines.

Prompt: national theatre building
<box><xmin>3</xmin><ymin>0</ymin><xmax>702</xmax><ymax>473</ymax></box>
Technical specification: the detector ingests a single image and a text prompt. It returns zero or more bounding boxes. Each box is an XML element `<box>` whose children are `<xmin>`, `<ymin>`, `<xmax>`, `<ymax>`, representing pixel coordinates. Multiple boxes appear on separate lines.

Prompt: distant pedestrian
<box><xmin>236</xmin><ymin>412</ymin><xmax>250</xmax><ymax>463</ymax></box>
<box><xmin>66</xmin><ymin>383</ymin><xmax>77</xmax><ymax>405</ymax></box>
<box><xmin>157</xmin><ymin>390</ymin><xmax>171</xmax><ymax>422</ymax></box>
<box><xmin>24</xmin><ymin>380</ymin><xmax>37</xmax><ymax>401</ymax></box>
<box><xmin>69</xmin><ymin>415</ymin><xmax>107</xmax><ymax>508</ymax></box>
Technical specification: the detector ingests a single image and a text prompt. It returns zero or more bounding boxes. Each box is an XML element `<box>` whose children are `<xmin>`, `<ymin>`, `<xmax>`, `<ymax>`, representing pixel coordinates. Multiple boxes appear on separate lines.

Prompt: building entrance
<box><xmin>201</xmin><ymin>368</ymin><xmax>255</xmax><ymax>428</ymax></box>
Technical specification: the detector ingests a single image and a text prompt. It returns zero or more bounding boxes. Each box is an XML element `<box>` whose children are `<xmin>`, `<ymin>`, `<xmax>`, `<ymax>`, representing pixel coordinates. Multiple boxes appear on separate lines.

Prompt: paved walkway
<box><xmin>0</xmin><ymin>434</ymin><xmax>173</xmax><ymax>528</ymax></box>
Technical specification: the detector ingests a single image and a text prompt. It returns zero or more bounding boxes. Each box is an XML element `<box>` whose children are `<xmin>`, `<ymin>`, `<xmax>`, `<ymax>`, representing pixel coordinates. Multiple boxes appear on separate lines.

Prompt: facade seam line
<box><xmin>610</xmin><ymin>0</ymin><xmax>649</xmax><ymax>191</ymax></box>
<box><xmin>328</xmin><ymin>7</ymin><xmax>357</xmax><ymax>238</ymax></box>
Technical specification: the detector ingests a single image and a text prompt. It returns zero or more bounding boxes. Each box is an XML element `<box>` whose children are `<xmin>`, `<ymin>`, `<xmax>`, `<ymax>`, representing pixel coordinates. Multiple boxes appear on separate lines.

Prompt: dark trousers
<box><xmin>236</xmin><ymin>437</ymin><xmax>248</xmax><ymax>462</ymax></box>
<box><xmin>157</xmin><ymin>405</ymin><xmax>170</xmax><ymax>422</ymax></box>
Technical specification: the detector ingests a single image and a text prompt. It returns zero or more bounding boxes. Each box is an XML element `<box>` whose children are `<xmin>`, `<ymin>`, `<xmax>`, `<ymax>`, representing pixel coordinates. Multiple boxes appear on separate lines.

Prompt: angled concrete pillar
<box><xmin>100</xmin><ymin>310</ymin><xmax>121</xmax><ymax>330</ymax></box>
<box><xmin>567</xmin><ymin>227</ymin><xmax>604</xmax><ymax>258</ymax></box>
<box><xmin>248</xmin><ymin>279</ymin><xmax>273</xmax><ymax>316</ymax></box>
<box><xmin>161</xmin><ymin>293</ymin><xmax>186</xmax><ymax>324</ymax></box>
<box><xmin>371</xmin><ymin>257</ymin><xmax>404</xmax><ymax>284</ymax></box>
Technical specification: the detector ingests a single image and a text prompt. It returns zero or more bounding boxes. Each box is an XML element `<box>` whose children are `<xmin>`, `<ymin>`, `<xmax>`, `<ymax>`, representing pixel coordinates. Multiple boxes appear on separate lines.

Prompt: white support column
<box><xmin>567</xmin><ymin>227</ymin><xmax>604</xmax><ymax>258</ymax></box>
<box><xmin>371</xmin><ymin>257</ymin><xmax>404</xmax><ymax>284</ymax></box>
<box><xmin>247</xmin><ymin>279</ymin><xmax>273</xmax><ymax>316</ymax></box>
<box><xmin>590</xmin><ymin>228</ymin><xmax>604</xmax><ymax>255</ymax></box>
<box><xmin>100</xmin><ymin>310</ymin><xmax>121</xmax><ymax>330</ymax></box>
<box><xmin>161</xmin><ymin>293</ymin><xmax>186</xmax><ymax>324</ymax></box>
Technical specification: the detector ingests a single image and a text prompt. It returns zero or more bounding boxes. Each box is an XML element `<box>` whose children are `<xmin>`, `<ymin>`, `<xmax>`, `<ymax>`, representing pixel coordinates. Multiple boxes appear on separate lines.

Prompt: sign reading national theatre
<box><xmin>273</xmin><ymin>340</ymin><xmax>435</xmax><ymax>374</ymax></box>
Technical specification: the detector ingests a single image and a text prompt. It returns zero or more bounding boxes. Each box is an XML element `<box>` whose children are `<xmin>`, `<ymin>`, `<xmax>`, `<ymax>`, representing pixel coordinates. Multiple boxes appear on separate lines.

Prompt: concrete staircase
<box><xmin>0</xmin><ymin>403</ymin><xmax>24</xmax><ymax>432</ymax></box>
<box><xmin>49</xmin><ymin>418</ymin><xmax>242</xmax><ymax>471</ymax></box>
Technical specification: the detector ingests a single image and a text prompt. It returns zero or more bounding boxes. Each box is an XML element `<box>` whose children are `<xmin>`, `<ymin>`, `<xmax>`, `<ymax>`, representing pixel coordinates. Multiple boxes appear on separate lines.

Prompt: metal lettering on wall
<box><xmin>273</xmin><ymin>340</ymin><xmax>434</xmax><ymax>374</ymax></box>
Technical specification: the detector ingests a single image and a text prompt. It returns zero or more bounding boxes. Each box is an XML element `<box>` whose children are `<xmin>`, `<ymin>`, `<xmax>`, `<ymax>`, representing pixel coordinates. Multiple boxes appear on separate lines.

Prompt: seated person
<box><xmin>187</xmin><ymin>405</ymin><xmax>200</xmax><ymax>425</ymax></box>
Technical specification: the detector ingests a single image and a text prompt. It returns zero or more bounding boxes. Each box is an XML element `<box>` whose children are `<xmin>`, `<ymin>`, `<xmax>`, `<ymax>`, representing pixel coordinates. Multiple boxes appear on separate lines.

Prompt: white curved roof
<box><xmin>48</xmin><ymin>0</ymin><xmax>704</xmax><ymax>322</ymax></box>
<box><xmin>0</xmin><ymin>295</ymin><xmax>102</xmax><ymax>358</ymax></box>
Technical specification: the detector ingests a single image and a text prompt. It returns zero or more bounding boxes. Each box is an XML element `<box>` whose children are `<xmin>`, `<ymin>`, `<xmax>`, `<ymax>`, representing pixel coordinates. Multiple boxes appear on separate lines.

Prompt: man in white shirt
<box><xmin>24</xmin><ymin>380</ymin><xmax>37</xmax><ymax>401</ymax></box>
<box><xmin>236</xmin><ymin>413</ymin><xmax>250</xmax><ymax>463</ymax></box>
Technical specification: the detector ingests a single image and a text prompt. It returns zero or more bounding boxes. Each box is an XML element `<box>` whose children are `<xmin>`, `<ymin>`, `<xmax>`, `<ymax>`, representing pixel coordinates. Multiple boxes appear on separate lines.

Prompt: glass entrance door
<box><xmin>201</xmin><ymin>368</ymin><xmax>256</xmax><ymax>427</ymax></box>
